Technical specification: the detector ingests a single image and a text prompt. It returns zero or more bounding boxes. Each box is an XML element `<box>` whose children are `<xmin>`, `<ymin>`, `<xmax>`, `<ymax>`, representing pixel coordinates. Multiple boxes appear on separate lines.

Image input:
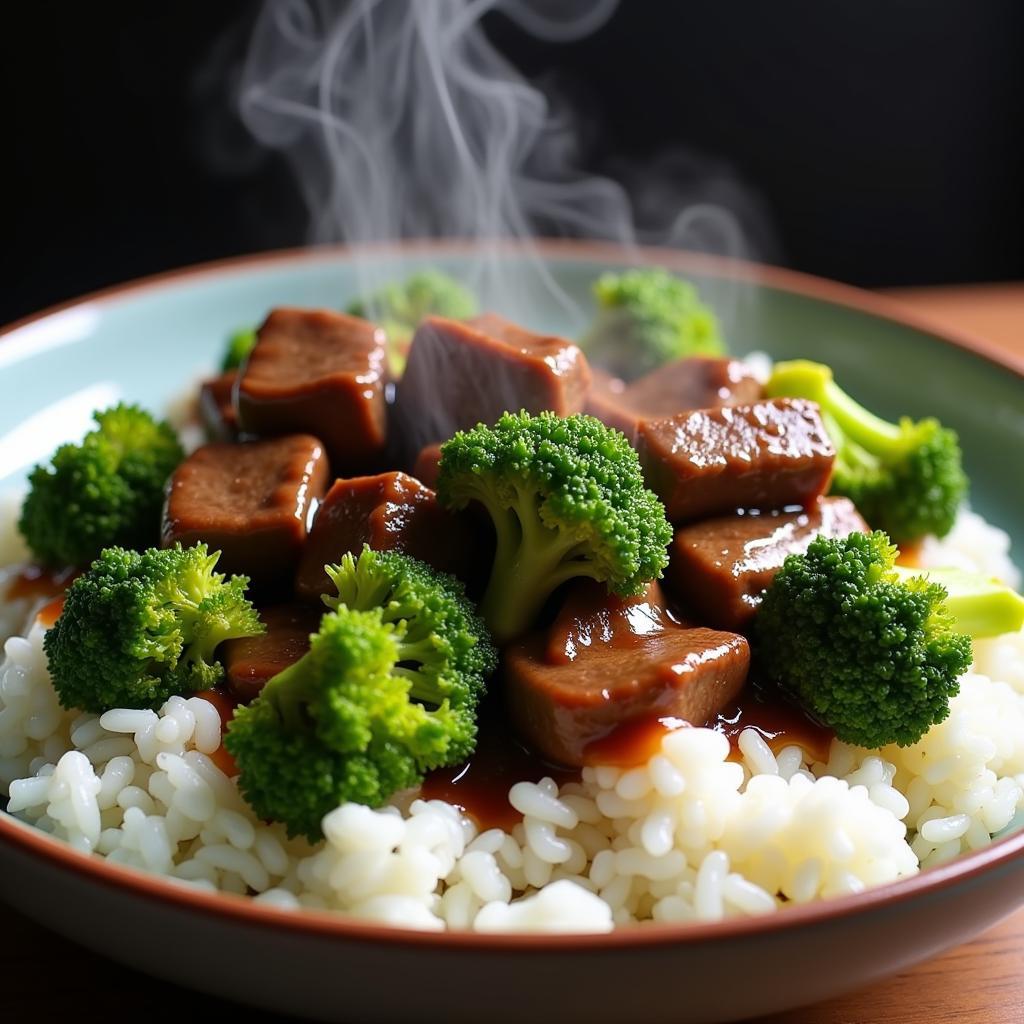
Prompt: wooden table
<box><xmin>1</xmin><ymin>283</ymin><xmax>1022</xmax><ymax>1023</ymax></box>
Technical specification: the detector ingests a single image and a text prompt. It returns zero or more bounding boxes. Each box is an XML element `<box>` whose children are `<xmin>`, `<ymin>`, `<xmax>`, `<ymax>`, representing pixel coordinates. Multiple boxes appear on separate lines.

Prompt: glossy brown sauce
<box><xmin>192</xmin><ymin>688</ymin><xmax>240</xmax><ymax>778</ymax></box>
<box><xmin>6</xmin><ymin>564</ymin><xmax>78</xmax><ymax>604</ymax></box>
<box><xmin>421</xmin><ymin>701</ymin><xmax>578</xmax><ymax>831</ymax></box>
<box><xmin>35</xmin><ymin>593</ymin><xmax>67</xmax><ymax>629</ymax></box>
<box><xmin>714</xmin><ymin>685</ymin><xmax>835</xmax><ymax>764</ymax></box>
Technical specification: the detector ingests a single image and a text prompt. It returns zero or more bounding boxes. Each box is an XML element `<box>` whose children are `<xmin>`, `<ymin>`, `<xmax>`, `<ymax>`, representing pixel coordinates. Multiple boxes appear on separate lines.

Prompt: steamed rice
<box><xmin>1</xmin><ymin>505</ymin><xmax>1022</xmax><ymax>933</ymax></box>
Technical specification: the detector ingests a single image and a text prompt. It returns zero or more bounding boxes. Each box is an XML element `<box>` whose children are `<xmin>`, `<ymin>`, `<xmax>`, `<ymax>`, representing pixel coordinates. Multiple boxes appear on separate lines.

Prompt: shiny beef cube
<box><xmin>221</xmin><ymin>603</ymin><xmax>322</xmax><ymax>704</ymax></box>
<box><xmin>587</xmin><ymin>357</ymin><xmax>762</xmax><ymax>445</ymax></box>
<box><xmin>504</xmin><ymin>580</ymin><xmax>749</xmax><ymax>766</ymax></box>
<box><xmin>665</xmin><ymin>496</ymin><xmax>868</xmax><ymax>630</ymax></box>
<box><xmin>294</xmin><ymin>471</ymin><xmax>485</xmax><ymax>601</ymax></box>
<box><xmin>390</xmin><ymin>313</ymin><xmax>591</xmax><ymax>458</ymax></box>
<box><xmin>636</xmin><ymin>398</ymin><xmax>835</xmax><ymax>522</ymax></box>
<box><xmin>198</xmin><ymin>371</ymin><xmax>238</xmax><ymax>442</ymax></box>
<box><xmin>236</xmin><ymin>308</ymin><xmax>389</xmax><ymax>474</ymax></box>
<box><xmin>162</xmin><ymin>435</ymin><xmax>329</xmax><ymax>590</ymax></box>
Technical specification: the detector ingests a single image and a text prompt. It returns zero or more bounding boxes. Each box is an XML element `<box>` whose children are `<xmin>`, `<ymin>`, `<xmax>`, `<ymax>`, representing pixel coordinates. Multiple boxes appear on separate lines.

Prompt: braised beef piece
<box><xmin>390</xmin><ymin>314</ymin><xmax>591</xmax><ymax>458</ymax></box>
<box><xmin>198</xmin><ymin>372</ymin><xmax>238</xmax><ymax>442</ymax></box>
<box><xmin>412</xmin><ymin>443</ymin><xmax>443</xmax><ymax>489</ymax></box>
<box><xmin>221</xmin><ymin>603</ymin><xmax>322</xmax><ymax>703</ymax></box>
<box><xmin>587</xmin><ymin>357</ymin><xmax>762</xmax><ymax>444</ymax></box>
<box><xmin>162</xmin><ymin>435</ymin><xmax>329</xmax><ymax>590</ymax></box>
<box><xmin>665</xmin><ymin>496</ymin><xmax>868</xmax><ymax>630</ymax></box>
<box><xmin>235</xmin><ymin>308</ymin><xmax>389</xmax><ymax>474</ymax></box>
<box><xmin>637</xmin><ymin>398</ymin><xmax>835</xmax><ymax>523</ymax></box>
<box><xmin>504</xmin><ymin>580</ymin><xmax>749</xmax><ymax>766</ymax></box>
<box><xmin>294</xmin><ymin>471</ymin><xmax>486</xmax><ymax>601</ymax></box>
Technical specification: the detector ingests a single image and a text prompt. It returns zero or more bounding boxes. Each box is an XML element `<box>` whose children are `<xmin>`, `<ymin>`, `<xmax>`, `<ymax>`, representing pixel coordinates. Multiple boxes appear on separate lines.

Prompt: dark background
<box><xmin>3</xmin><ymin>1</ymin><xmax>1022</xmax><ymax>327</ymax></box>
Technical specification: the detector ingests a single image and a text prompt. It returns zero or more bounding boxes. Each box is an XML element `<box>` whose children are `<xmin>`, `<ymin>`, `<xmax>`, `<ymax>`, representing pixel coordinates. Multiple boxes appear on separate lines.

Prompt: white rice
<box><xmin>1</xmin><ymin>507</ymin><xmax>1022</xmax><ymax>933</ymax></box>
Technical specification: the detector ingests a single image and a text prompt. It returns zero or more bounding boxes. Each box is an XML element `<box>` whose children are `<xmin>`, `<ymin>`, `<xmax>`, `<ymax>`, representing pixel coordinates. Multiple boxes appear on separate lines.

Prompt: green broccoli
<box><xmin>765</xmin><ymin>359</ymin><xmax>967</xmax><ymax>543</ymax></box>
<box><xmin>44</xmin><ymin>544</ymin><xmax>263</xmax><ymax>714</ymax></box>
<box><xmin>346</xmin><ymin>269</ymin><xmax>477</xmax><ymax>374</ymax></box>
<box><xmin>226</xmin><ymin>548</ymin><xmax>496</xmax><ymax>840</ymax></box>
<box><xmin>19</xmin><ymin>403</ymin><xmax>184</xmax><ymax>567</ymax></box>
<box><xmin>891</xmin><ymin>565</ymin><xmax>1024</xmax><ymax>639</ymax></box>
<box><xmin>220</xmin><ymin>327</ymin><xmax>257</xmax><ymax>372</ymax></box>
<box><xmin>436</xmin><ymin>411</ymin><xmax>673</xmax><ymax>645</ymax></box>
<box><xmin>579</xmin><ymin>268</ymin><xmax>724</xmax><ymax>380</ymax></box>
<box><xmin>755</xmin><ymin>531</ymin><xmax>973</xmax><ymax>748</ymax></box>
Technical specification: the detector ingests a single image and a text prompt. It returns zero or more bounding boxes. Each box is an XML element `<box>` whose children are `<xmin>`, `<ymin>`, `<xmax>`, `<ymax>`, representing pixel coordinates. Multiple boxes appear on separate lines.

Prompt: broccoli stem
<box><xmin>477</xmin><ymin>485</ymin><xmax>599</xmax><ymax>644</ymax></box>
<box><xmin>893</xmin><ymin>566</ymin><xmax>1024</xmax><ymax>638</ymax></box>
<box><xmin>767</xmin><ymin>360</ymin><xmax>904</xmax><ymax>455</ymax></box>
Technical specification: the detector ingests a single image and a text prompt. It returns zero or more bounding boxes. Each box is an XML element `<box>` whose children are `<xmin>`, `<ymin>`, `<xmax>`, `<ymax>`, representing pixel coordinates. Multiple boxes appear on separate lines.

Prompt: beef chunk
<box><xmin>587</xmin><ymin>357</ymin><xmax>762</xmax><ymax>444</ymax></box>
<box><xmin>665</xmin><ymin>496</ymin><xmax>868</xmax><ymax>630</ymax></box>
<box><xmin>637</xmin><ymin>398</ymin><xmax>835</xmax><ymax>522</ymax></box>
<box><xmin>236</xmin><ymin>308</ymin><xmax>388</xmax><ymax>474</ymax></box>
<box><xmin>221</xmin><ymin>603</ymin><xmax>322</xmax><ymax>703</ymax></box>
<box><xmin>390</xmin><ymin>314</ymin><xmax>591</xmax><ymax>458</ymax></box>
<box><xmin>505</xmin><ymin>581</ymin><xmax>749</xmax><ymax>766</ymax></box>
<box><xmin>294</xmin><ymin>471</ymin><xmax>485</xmax><ymax>601</ymax></box>
<box><xmin>162</xmin><ymin>435</ymin><xmax>329</xmax><ymax>590</ymax></box>
<box><xmin>198</xmin><ymin>372</ymin><xmax>238</xmax><ymax>442</ymax></box>
<box><xmin>412</xmin><ymin>443</ymin><xmax>443</xmax><ymax>489</ymax></box>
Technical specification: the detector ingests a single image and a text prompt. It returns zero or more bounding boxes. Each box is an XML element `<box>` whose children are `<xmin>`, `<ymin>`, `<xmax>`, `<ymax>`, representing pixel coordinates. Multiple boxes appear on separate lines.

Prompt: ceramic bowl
<box><xmin>0</xmin><ymin>241</ymin><xmax>1021</xmax><ymax>1024</ymax></box>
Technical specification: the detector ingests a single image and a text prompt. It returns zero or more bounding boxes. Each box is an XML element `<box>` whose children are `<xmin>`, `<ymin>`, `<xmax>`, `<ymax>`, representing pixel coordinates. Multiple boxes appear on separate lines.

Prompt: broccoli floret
<box><xmin>226</xmin><ymin>550</ymin><xmax>496</xmax><ymax>840</ymax></box>
<box><xmin>44</xmin><ymin>544</ymin><xmax>264</xmax><ymax>714</ymax></box>
<box><xmin>765</xmin><ymin>360</ymin><xmax>967</xmax><ymax>543</ymax></box>
<box><xmin>221</xmin><ymin>327</ymin><xmax>257</xmax><ymax>372</ymax></box>
<box><xmin>19</xmin><ymin>403</ymin><xmax>184</xmax><ymax>567</ymax></box>
<box><xmin>579</xmin><ymin>268</ymin><xmax>724</xmax><ymax>380</ymax></box>
<box><xmin>436</xmin><ymin>411</ymin><xmax>673</xmax><ymax>644</ymax></box>
<box><xmin>755</xmin><ymin>531</ymin><xmax>973</xmax><ymax>748</ymax></box>
<box><xmin>346</xmin><ymin>270</ymin><xmax>477</xmax><ymax>374</ymax></box>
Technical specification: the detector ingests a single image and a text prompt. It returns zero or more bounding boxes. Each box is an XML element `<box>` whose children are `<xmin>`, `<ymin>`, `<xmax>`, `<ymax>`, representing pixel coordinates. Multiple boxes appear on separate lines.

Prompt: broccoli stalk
<box><xmin>19</xmin><ymin>403</ymin><xmax>184</xmax><ymax>568</ymax></box>
<box><xmin>580</xmin><ymin>268</ymin><xmax>724</xmax><ymax>381</ymax></box>
<box><xmin>346</xmin><ymin>270</ymin><xmax>477</xmax><ymax>375</ymax></box>
<box><xmin>44</xmin><ymin>544</ymin><xmax>264</xmax><ymax>713</ymax></box>
<box><xmin>437</xmin><ymin>411</ymin><xmax>673</xmax><ymax>644</ymax></box>
<box><xmin>765</xmin><ymin>360</ymin><xmax>967</xmax><ymax>543</ymax></box>
<box><xmin>226</xmin><ymin>549</ymin><xmax>496</xmax><ymax>840</ymax></box>
<box><xmin>891</xmin><ymin>566</ymin><xmax>1024</xmax><ymax>639</ymax></box>
<box><xmin>755</xmin><ymin>531</ymin><xmax>974</xmax><ymax>748</ymax></box>
<box><xmin>221</xmin><ymin>327</ymin><xmax>257</xmax><ymax>372</ymax></box>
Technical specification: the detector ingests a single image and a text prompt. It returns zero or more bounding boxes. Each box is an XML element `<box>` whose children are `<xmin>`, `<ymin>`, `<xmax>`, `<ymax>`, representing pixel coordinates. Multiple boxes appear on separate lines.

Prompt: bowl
<box><xmin>0</xmin><ymin>240</ymin><xmax>1021</xmax><ymax>1024</ymax></box>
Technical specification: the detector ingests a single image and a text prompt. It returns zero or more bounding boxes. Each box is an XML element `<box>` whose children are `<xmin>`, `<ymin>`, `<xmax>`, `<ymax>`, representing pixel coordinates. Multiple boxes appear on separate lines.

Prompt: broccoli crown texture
<box><xmin>765</xmin><ymin>360</ymin><xmax>967</xmax><ymax>543</ymax></box>
<box><xmin>44</xmin><ymin>544</ymin><xmax>263</xmax><ymax>714</ymax></box>
<box><xmin>19</xmin><ymin>403</ymin><xmax>184</xmax><ymax>567</ymax></box>
<box><xmin>221</xmin><ymin>327</ymin><xmax>257</xmax><ymax>372</ymax></box>
<box><xmin>323</xmin><ymin>546</ymin><xmax>496</xmax><ymax>734</ymax></box>
<box><xmin>436</xmin><ymin>411</ymin><xmax>673</xmax><ymax>644</ymax></box>
<box><xmin>755</xmin><ymin>531</ymin><xmax>972</xmax><ymax>749</ymax></box>
<box><xmin>580</xmin><ymin>268</ymin><xmax>724</xmax><ymax>380</ymax></box>
<box><xmin>346</xmin><ymin>269</ymin><xmax>477</xmax><ymax>352</ymax></box>
<box><xmin>226</xmin><ymin>594</ymin><xmax>493</xmax><ymax>841</ymax></box>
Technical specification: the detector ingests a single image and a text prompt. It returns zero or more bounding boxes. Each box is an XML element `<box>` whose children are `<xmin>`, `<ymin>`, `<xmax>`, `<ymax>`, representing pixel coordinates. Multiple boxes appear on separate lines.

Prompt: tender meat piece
<box><xmin>412</xmin><ymin>443</ymin><xmax>443</xmax><ymax>489</ymax></box>
<box><xmin>587</xmin><ymin>357</ymin><xmax>762</xmax><ymax>444</ymax></box>
<box><xmin>235</xmin><ymin>308</ymin><xmax>389</xmax><ymax>474</ymax></box>
<box><xmin>390</xmin><ymin>314</ymin><xmax>591</xmax><ymax>458</ymax></box>
<box><xmin>294</xmin><ymin>471</ymin><xmax>486</xmax><ymax>601</ymax></box>
<box><xmin>162</xmin><ymin>435</ymin><xmax>329</xmax><ymax>590</ymax></box>
<box><xmin>665</xmin><ymin>496</ymin><xmax>868</xmax><ymax>630</ymax></box>
<box><xmin>505</xmin><ymin>580</ymin><xmax>749</xmax><ymax>766</ymax></box>
<box><xmin>637</xmin><ymin>398</ymin><xmax>835</xmax><ymax>522</ymax></box>
<box><xmin>221</xmin><ymin>604</ymin><xmax>322</xmax><ymax>704</ymax></box>
<box><xmin>198</xmin><ymin>372</ymin><xmax>238</xmax><ymax>442</ymax></box>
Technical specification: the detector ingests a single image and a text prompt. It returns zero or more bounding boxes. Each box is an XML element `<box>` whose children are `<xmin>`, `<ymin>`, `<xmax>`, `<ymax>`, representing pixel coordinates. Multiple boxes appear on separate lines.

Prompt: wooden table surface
<box><xmin>1</xmin><ymin>282</ymin><xmax>1022</xmax><ymax>1023</ymax></box>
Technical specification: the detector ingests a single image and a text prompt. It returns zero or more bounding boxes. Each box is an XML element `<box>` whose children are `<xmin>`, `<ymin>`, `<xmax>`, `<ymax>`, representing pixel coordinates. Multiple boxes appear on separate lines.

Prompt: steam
<box><xmin>235</xmin><ymin>0</ymin><xmax>771</xmax><ymax>332</ymax></box>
